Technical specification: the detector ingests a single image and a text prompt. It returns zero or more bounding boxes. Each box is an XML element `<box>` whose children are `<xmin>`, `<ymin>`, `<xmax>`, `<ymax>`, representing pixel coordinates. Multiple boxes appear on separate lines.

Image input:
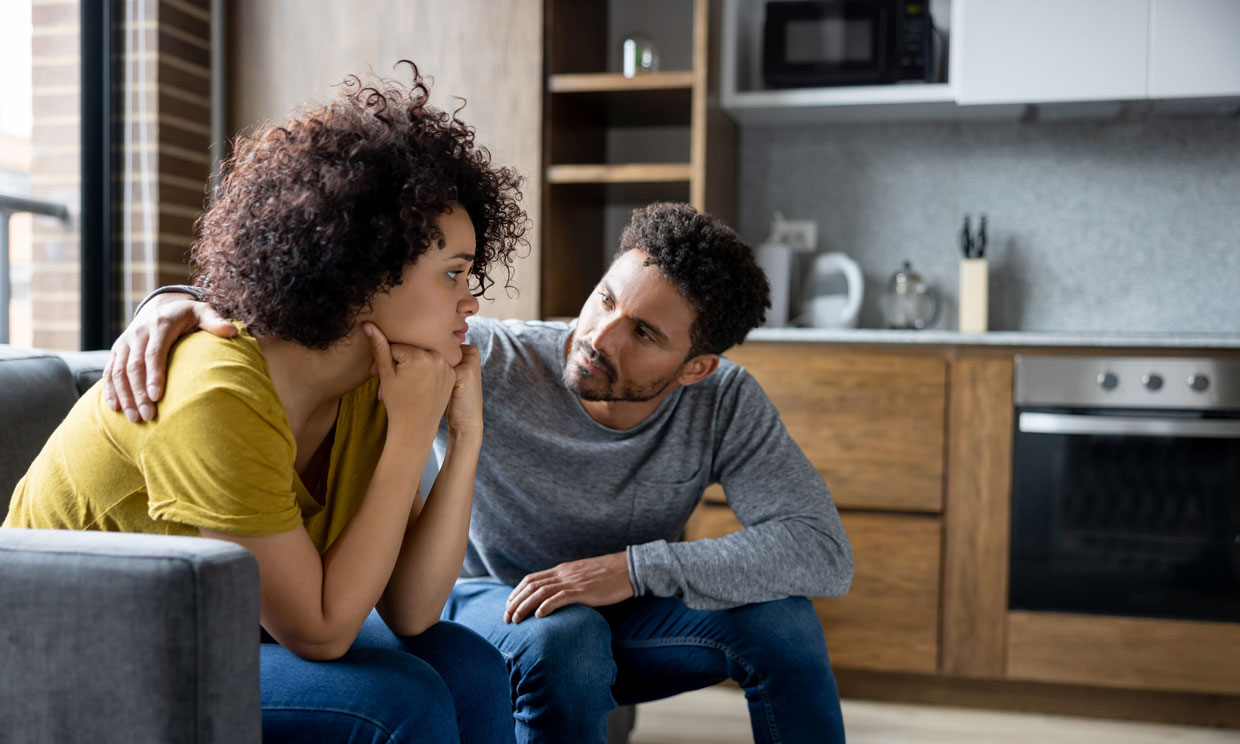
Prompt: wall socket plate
<box><xmin>778</xmin><ymin>219</ymin><xmax>818</xmax><ymax>252</ymax></box>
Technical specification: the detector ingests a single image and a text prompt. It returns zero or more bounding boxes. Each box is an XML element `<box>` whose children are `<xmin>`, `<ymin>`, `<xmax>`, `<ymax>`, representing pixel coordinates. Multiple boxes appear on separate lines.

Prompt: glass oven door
<box><xmin>1010</xmin><ymin>409</ymin><xmax>1240</xmax><ymax>623</ymax></box>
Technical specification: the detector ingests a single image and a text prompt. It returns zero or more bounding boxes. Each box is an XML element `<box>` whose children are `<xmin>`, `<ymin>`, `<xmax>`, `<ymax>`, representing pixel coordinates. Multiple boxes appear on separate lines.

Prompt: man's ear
<box><xmin>677</xmin><ymin>353</ymin><xmax>719</xmax><ymax>388</ymax></box>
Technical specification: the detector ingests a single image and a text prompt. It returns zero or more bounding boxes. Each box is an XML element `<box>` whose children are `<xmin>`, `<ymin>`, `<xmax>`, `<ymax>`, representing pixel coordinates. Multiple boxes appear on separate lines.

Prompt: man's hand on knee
<box><xmin>504</xmin><ymin>552</ymin><xmax>634</xmax><ymax>623</ymax></box>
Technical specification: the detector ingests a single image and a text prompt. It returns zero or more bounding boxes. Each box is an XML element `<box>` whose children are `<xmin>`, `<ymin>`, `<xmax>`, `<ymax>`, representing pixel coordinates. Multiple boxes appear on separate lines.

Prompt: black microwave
<box><xmin>762</xmin><ymin>0</ymin><xmax>937</xmax><ymax>88</ymax></box>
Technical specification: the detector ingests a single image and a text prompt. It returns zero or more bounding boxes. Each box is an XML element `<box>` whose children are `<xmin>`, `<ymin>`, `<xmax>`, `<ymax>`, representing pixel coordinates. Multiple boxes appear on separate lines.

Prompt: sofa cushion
<box><xmin>0</xmin><ymin>347</ymin><xmax>80</xmax><ymax>517</ymax></box>
<box><xmin>58</xmin><ymin>349</ymin><xmax>111</xmax><ymax>395</ymax></box>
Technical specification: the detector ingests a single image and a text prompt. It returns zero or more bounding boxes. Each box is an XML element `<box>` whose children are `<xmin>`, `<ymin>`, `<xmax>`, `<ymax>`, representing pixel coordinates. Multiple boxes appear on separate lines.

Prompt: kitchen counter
<box><xmin>745</xmin><ymin>328</ymin><xmax>1240</xmax><ymax>349</ymax></box>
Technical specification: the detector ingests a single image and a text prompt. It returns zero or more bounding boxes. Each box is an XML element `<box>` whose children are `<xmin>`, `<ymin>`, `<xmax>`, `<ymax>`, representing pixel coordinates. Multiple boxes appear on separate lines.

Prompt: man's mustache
<box><xmin>573</xmin><ymin>339</ymin><xmax>616</xmax><ymax>381</ymax></box>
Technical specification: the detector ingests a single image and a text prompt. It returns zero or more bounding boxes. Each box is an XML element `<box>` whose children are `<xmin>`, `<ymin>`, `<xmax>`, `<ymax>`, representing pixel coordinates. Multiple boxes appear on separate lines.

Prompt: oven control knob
<box><xmin>1188</xmin><ymin>374</ymin><xmax>1210</xmax><ymax>392</ymax></box>
<box><xmin>1097</xmin><ymin>371</ymin><xmax>1119</xmax><ymax>390</ymax></box>
<box><xmin>1142</xmin><ymin>373</ymin><xmax>1163</xmax><ymax>391</ymax></box>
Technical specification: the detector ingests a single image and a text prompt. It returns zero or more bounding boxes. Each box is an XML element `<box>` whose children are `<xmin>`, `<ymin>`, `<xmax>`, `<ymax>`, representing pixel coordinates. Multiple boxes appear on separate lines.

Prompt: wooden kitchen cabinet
<box><xmin>688</xmin><ymin>341</ymin><xmax>1240</xmax><ymax>723</ymax></box>
<box><xmin>685</xmin><ymin>504</ymin><xmax>942</xmax><ymax>674</ymax></box>
<box><xmin>723</xmin><ymin>343</ymin><xmax>947</xmax><ymax>512</ymax></box>
<box><xmin>941</xmin><ymin>355</ymin><xmax>1013</xmax><ymax>678</ymax></box>
<box><xmin>686</xmin><ymin>341</ymin><xmax>948</xmax><ymax>674</ymax></box>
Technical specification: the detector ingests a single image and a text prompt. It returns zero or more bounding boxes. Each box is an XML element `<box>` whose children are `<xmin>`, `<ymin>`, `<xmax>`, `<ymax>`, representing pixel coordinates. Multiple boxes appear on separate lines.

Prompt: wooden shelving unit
<box><xmin>541</xmin><ymin>0</ymin><xmax>735</xmax><ymax>319</ymax></box>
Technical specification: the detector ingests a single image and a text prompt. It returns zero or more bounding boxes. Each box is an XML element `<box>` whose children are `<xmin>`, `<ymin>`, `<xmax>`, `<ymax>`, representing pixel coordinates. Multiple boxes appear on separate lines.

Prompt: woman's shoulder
<box><xmin>162</xmin><ymin>324</ymin><xmax>281</xmax><ymax>415</ymax></box>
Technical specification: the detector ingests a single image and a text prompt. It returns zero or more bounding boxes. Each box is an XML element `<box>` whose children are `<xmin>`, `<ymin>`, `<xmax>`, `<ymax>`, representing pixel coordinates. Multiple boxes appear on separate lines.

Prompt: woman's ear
<box><xmin>677</xmin><ymin>353</ymin><xmax>719</xmax><ymax>388</ymax></box>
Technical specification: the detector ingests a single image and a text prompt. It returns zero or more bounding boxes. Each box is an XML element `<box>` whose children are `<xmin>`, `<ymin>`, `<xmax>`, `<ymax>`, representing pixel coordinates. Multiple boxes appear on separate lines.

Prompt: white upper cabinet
<box><xmin>952</xmin><ymin>0</ymin><xmax>1149</xmax><ymax>105</ymax></box>
<box><xmin>718</xmin><ymin>0</ymin><xmax>1240</xmax><ymax>124</ymax></box>
<box><xmin>1148</xmin><ymin>0</ymin><xmax>1240</xmax><ymax>98</ymax></box>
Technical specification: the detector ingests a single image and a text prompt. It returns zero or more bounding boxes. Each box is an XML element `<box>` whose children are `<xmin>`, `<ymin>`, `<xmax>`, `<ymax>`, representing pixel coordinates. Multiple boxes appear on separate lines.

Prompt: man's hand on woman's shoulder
<box><xmin>102</xmin><ymin>292</ymin><xmax>234</xmax><ymax>422</ymax></box>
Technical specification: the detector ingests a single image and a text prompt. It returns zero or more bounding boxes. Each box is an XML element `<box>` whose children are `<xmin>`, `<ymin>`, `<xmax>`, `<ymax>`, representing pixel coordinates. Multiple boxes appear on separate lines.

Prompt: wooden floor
<box><xmin>629</xmin><ymin>686</ymin><xmax>1240</xmax><ymax>743</ymax></box>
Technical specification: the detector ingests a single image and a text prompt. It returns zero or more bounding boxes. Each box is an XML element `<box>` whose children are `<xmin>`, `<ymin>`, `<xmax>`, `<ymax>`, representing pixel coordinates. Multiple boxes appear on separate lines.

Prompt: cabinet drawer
<box><xmin>685</xmin><ymin>503</ymin><xmax>942</xmax><ymax>674</ymax></box>
<box><xmin>1007</xmin><ymin>611</ymin><xmax>1240</xmax><ymax>696</ymax></box>
<box><xmin>724</xmin><ymin>344</ymin><xmax>947</xmax><ymax>512</ymax></box>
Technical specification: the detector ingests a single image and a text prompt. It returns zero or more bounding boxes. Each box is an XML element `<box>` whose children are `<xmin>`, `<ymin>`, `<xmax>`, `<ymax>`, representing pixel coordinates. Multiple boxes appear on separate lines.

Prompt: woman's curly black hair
<box><xmin>192</xmin><ymin>62</ymin><xmax>527</xmax><ymax>349</ymax></box>
<box><xmin>617</xmin><ymin>202</ymin><xmax>770</xmax><ymax>356</ymax></box>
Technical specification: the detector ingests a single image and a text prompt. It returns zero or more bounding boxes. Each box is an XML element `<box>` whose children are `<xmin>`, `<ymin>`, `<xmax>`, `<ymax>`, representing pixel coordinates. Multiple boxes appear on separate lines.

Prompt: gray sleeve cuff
<box><xmin>627</xmin><ymin>540</ymin><xmax>681</xmax><ymax>599</ymax></box>
<box><xmin>133</xmin><ymin>285</ymin><xmax>203</xmax><ymax>319</ymax></box>
<box><xmin>626</xmin><ymin>545</ymin><xmax>643</xmax><ymax>596</ymax></box>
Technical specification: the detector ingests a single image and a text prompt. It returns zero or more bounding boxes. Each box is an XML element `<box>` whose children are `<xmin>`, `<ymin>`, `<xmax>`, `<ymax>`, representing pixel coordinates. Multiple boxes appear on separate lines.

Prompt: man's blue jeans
<box><xmin>260</xmin><ymin>610</ymin><xmax>515</xmax><ymax>744</ymax></box>
<box><xmin>443</xmin><ymin>581</ymin><xmax>846</xmax><ymax>744</ymax></box>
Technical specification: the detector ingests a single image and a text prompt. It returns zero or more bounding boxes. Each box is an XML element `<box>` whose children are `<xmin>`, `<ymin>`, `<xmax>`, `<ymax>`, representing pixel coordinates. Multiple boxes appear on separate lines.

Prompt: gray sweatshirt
<box><xmin>436</xmin><ymin>317</ymin><xmax>853</xmax><ymax>610</ymax></box>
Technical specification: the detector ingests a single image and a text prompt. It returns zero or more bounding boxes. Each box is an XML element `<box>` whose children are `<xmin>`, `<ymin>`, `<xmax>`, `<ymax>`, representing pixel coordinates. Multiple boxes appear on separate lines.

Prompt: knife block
<box><xmin>959</xmin><ymin>258</ymin><xmax>988</xmax><ymax>333</ymax></box>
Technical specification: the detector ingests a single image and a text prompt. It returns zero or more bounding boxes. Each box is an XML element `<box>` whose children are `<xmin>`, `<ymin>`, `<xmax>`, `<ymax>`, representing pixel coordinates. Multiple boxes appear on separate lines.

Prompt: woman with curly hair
<box><xmin>5</xmin><ymin>64</ymin><xmax>525</xmax><ymax>743</ymax></box>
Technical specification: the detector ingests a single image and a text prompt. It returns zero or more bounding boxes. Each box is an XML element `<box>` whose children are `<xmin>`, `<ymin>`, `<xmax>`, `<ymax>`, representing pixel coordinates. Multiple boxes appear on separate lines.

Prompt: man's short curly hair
<box><xmin>192</xmin><ymin>62</ymin><xmax>527</xmax><ymax>349</ymax></box>
<box><xmin>617</xmin><ymin>202</ymin><xmax>770</xmax><ymax>356</ymax></box>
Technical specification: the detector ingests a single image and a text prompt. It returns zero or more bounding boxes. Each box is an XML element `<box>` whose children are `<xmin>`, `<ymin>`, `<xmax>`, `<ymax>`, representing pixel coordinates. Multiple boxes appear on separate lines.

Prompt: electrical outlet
<box><xmin>779</xmin><ymin>220</ymin><xmax>818</xmax><ymax>252</ymax></box>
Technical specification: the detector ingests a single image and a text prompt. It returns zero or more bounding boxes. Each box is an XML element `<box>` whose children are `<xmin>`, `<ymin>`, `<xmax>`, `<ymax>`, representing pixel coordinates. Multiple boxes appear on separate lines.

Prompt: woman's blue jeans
<box><xmin>260</xmin><ymin>610</ymin><xmax>515</xmax><ymax>744</ymax></box>
<box><xmin>443</xmin><ymin>581</ymin><xmax>845</xmax><ymax>744</ymax></box>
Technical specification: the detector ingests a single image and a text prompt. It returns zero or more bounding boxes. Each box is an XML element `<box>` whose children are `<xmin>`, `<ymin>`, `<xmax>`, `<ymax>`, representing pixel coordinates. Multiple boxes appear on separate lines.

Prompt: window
<box><xmin>0</xmin><ymin>1</ymin><xmax>78</xmax><ymax>349</ymax></box>
<box><xmin>1</xmin><ymin>0</ymin><xmax>214</xmax><ymax>351</ymax></box>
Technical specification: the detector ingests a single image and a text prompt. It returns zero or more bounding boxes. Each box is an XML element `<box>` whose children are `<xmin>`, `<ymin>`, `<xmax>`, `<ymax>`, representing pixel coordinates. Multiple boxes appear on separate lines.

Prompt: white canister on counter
<box><xmin>755</xmin><ymin>212</ymin><xmax>817</xmax><ymax>327</ymax></box>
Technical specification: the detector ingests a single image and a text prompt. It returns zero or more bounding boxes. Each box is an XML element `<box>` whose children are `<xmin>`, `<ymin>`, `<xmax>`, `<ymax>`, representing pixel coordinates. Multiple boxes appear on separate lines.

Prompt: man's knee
<box><xmin>723</xmin><ymin>597</ymin><xmax>833</xmax><ymax>675</ymax></box>
<box><xmin>512</xmin><ymin>605</ymin><xmax>617</xmax><ymax>694</ymax></box>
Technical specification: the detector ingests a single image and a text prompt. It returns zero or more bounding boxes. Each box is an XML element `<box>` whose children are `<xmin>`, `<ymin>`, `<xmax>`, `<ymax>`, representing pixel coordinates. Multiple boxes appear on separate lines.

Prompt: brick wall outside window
<box><xmin>29</xmin><ymin>0</ymin><xmax>212</xmax><ymax>350</ymax></box>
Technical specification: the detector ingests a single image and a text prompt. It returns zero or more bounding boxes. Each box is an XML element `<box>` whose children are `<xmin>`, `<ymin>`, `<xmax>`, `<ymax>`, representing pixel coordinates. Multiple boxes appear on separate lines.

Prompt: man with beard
<box><xmin>104</xmin><ymin>202</ymin><xmax>854</xmax><ymax>744</ymax></box>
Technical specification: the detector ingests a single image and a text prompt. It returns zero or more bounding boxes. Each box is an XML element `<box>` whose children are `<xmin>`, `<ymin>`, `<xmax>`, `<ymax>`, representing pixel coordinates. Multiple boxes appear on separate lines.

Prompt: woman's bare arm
<box><xmin>204</xmin><ymin>324</ymin><xmax>454</xmax><ymax>660</ymax></box>
<box><xmin>377</xmin><ymin>344</ymin><xmax>483</xmax><ymax>635</ymax></box>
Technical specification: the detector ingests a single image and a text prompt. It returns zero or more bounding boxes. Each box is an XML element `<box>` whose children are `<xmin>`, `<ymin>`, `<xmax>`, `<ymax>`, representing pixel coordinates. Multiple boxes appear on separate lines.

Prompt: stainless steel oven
<box><xmin>1010</xmin><ymin>355</ymin><xmax>1240</xmax><ymax>623</ymax></box>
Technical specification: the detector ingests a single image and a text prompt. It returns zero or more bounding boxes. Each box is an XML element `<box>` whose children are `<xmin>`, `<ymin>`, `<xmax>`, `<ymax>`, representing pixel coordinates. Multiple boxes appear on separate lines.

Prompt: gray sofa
<box><xmin>0</xmin><ymin>343</ymin><xmax>636</xmax><ymax>743</ymax></box>
<box><xmin>0</xmin><ymin>345</ymin><xmax>260</xmax><ymax>744</ymax></box>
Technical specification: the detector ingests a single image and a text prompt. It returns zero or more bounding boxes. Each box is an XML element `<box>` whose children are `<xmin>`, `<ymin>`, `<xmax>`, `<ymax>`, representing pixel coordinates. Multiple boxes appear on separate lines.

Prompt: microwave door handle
<box><xmin>1018</xmin><ymin>412</ymin><xmax>1240</xmax><ymax>439</ymax></box>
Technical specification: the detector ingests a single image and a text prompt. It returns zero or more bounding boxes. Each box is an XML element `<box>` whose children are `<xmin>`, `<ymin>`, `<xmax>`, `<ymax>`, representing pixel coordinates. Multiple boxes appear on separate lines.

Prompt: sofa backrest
<box><xmin>0</xmin><ymin>346</ymin><xmax>108</xmax><ymax>518</ymax></box>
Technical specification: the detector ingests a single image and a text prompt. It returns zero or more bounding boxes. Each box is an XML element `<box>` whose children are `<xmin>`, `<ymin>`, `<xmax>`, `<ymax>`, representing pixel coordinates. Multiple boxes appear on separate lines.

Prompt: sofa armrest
<box><xmin>0</xmin><ymin>529</ymin><xmax>261</xmax><ymax>744</ymax></box>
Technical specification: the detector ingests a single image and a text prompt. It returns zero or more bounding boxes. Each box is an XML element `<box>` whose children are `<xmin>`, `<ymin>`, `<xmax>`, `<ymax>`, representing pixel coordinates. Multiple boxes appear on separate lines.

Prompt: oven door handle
<box><xmin>1018</xmin><ymin>412</ymin><xmax>1240</xmax><ymax>439</ymax></box>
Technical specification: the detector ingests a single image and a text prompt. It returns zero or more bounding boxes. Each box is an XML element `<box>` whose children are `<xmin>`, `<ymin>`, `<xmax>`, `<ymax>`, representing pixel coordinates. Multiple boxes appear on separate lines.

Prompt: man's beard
<box><xmin>563</xmin><ymin>337</ymin><xmax>679</xmax><ymax>403</ymax></box>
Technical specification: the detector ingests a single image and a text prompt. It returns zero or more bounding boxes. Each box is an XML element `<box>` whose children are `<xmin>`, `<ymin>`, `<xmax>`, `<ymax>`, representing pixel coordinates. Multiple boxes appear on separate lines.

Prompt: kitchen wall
<box><xmin>227</xmin><ymin>0</ymin><xmax>543</xmax><ymax>320</ymax></box>
<box><xmin>738</xmin><ymin>114</ymin><xmax>1240</xmax><ymax>334</ymax></box>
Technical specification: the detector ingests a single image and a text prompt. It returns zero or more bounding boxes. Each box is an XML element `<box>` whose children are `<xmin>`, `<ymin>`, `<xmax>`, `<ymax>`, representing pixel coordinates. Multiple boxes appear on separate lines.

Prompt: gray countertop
<box><xmin>745</xmin><ymin>327</ymin><xmax>1240</xmax><ymax>349</ymax></box>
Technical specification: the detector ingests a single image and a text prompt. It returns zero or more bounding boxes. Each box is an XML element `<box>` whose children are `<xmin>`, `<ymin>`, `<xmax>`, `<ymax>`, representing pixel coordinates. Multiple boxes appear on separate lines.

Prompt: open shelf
<box><xmin>548</xmin><ymin>85</ymin><xmax>692</xmax><ymax>128</ymax></box>
<box><xmin>541</xmin><ymin>0</ymin><xmax>734</xmax><ymax>319</ymax></box>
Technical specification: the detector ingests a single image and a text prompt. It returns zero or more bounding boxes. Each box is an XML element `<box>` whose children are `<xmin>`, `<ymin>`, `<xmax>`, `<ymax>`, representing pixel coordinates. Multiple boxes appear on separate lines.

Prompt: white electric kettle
<box><xmin>803</xmin><ymin>252</ymin><xmax>863</xmax><ymax>329</ymax></box>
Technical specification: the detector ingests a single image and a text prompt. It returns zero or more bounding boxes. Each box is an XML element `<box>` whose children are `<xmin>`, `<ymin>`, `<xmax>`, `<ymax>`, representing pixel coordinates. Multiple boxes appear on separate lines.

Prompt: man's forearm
<box><xmin>629</xmin><ymin>517</ymin><xmax>853</xmax><ymax>610</ymax></box>
<box><xmin>134</xmin><ymin>284</ymin><xmax>202</xmax><ymax>317</ymax></box>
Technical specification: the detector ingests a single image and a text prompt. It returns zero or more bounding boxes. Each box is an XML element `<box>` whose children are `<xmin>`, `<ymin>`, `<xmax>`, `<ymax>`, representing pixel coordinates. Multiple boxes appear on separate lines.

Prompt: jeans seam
<box><xmin>263</xmin><ymin>706</ymin><xmax>400</xmax><ymax>743</ymax></box>
<box><xmin>613</xmin><ymin>636</ymin><xmax>781</xmax><ymax>743</ymax></box>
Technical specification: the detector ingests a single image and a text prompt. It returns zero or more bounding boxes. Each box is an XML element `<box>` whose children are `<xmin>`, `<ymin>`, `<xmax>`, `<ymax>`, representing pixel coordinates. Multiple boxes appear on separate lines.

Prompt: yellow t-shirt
<box><xmin>4</xmin><ymin>325</ymin><xmax>389</xmax><ymax>554</ymax></box>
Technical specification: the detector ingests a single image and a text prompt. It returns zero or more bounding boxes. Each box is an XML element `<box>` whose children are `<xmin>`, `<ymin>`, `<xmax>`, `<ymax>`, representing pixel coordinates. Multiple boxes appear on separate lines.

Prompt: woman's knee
<box><xmin>409</xmin><ymin>620</ymin><xmax>511</xmax><ymax>699</ymax></box>
<box><xmin>262</xmin><ymin>647</ymin><xmax>458</xmax><ymax>743</ymax></box>
<box><xmin>350</xmin><ymin>648</ymin><xmax>460</xmax><ymax>740</ymax></box>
